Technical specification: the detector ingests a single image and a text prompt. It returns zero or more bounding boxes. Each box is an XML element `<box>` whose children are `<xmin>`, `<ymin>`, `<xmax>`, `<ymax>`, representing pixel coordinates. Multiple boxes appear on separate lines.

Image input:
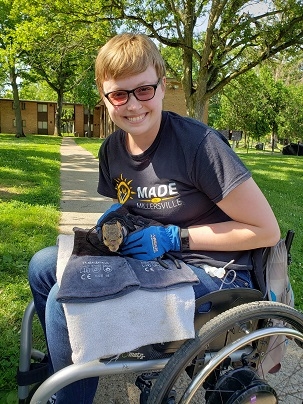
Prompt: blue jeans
<box><xmin>28</xmin><ymin>246</ymin><xmax>255</xmax><ymax>404</ymax></box>
<box><xmin>28</xmin><ymin>246</ymin><xmax>99</xmax><ymax>404</ymax></box>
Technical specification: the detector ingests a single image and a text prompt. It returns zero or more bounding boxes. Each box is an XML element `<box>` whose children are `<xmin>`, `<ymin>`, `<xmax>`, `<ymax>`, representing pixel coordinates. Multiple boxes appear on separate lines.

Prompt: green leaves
<box><xmin>211</xmin><ymin>60</ymin><xmax>303</xmax><ymax>143</ymax></box>
<box><xmin>0</xmin><ymin>0</ymin><xmax>112</xmax><ymax>134</ymax></box>
<box><xmin>1</xmin><ymin>0</ymin><xmax>303</xmax><ymax>122</ymax></box>
<box><xmin>0</xmin><ymin>390</ymin><xmax>18</xmax><ymax>403</ymax></box>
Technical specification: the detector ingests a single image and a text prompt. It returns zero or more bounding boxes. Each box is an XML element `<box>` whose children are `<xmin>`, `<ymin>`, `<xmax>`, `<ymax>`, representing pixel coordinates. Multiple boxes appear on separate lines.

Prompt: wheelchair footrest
<box><xmin>17</xmin><ymin>356</ymin><xmax>49</xmax><ymax>386</ymax></box>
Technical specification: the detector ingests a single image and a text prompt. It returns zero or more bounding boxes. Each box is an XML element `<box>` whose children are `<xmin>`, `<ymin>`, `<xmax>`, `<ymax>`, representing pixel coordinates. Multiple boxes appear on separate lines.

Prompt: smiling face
<box><xmin>102</xmin><ymin>66</ymin><xmax>166</xmax><ymax>152</ymax></box>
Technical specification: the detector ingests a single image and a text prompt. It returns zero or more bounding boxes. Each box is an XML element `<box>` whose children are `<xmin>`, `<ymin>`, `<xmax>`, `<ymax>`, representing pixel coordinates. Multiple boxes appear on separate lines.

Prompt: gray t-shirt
<box><xmin>98</xmin><ymin>111</ymin><xmax>254</xmax><ymax>270</ymax></box>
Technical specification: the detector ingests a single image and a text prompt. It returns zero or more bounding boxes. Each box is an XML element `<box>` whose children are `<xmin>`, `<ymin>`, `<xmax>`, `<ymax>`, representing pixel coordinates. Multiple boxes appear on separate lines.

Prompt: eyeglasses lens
<box><xmin>108</xmin><ymin>91</ymin><xmax>128</xmax><ymax>105</ymax></box>
<box><xmin>135</xmin><ymin>86</ymin><xmax>155</xmax><ymax>100</ymax></box>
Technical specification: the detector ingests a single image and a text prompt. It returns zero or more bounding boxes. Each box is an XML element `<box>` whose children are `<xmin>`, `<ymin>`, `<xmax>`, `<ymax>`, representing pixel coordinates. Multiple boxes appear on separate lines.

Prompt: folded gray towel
<box><xmin>63</xmin><ymin>287</ymin><xmax>196</xmax><ymax>363</ymax></box>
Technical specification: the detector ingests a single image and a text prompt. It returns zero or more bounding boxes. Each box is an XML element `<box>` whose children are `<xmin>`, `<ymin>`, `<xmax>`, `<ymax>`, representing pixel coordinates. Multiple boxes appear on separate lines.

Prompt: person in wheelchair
<box><xmin>28</xmin><ymin>33</ymin><xmax>280</xmax><ymax>404</ymax></box>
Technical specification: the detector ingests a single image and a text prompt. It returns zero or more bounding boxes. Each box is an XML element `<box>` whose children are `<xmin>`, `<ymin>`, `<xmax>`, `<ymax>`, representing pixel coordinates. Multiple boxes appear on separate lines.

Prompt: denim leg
<box><xmin>28</xmin><ymin>246</ymin><xmax>58</xmax><ymax>333</ymax></box>
<box><xmin>46</xmin><ymin>284</ymin><xmax>99</xmax><ymax>404</ymax></box>
<box><xmin>190</xmin><ymin>265</ymin><xmax>255</xmax><ymax>313</ymax></box>
<box><xmin>28</xmin><ymin>246</ymin><xmax>58</xmax><ymax>374</ymax></box>
<box><xmin>190</xmin><ymin>265</ymin><xmax>255</xmax><ymax>299</ymax></box>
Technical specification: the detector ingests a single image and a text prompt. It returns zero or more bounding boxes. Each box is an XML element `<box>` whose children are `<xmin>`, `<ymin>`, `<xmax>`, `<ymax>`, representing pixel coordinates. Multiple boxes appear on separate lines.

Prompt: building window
<box><xmin>13</xmin><ymin>119</ymin><xmax>26</xmax><ymax>127</ymax></box>
<box><xmin>38</xmin><ymin>121</ymin><xmax>48</xmax><ymax>129</ymax></box>
<box><xmin>38</xmin><ymin>104</ymin><xmax>48</xmax><ymax>112</ymax></box>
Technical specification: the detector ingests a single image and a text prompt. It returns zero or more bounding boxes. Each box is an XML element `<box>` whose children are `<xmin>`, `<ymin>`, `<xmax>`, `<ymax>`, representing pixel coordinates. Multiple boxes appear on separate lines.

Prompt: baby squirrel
<box><xmin>102</xmin><ymin>220</ymin><xmax>125</xmax><ymax>252</ymax></box>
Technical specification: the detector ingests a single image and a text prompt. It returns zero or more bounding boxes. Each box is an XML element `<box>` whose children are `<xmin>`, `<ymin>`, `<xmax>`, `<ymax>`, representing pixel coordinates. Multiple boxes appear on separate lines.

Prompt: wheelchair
<box><xmin>17</xmin><ymin>230</ymin><xmax>303</xmax><ymax>404</ymax></box>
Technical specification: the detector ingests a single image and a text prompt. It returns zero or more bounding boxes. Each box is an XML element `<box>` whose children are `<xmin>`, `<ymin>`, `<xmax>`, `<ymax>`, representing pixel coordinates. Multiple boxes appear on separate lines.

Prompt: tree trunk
<box><xmin>182</xmin><ymin>40</ymin><xmax>209</xmax><ymax>122</ymax></box>
<box><xmin>9</xmin><ymin>65</ymin><xmax>25</xmax><ymax>138</ymax></box>
<box><xmin>271</xmin><ymin>122</ymin><xmax>278</xmax><ymax>153</ymax></box>
<box><xmin>186</xmin><ymin>91</ymin><xmax>208</xmax><ymax>122</ymax></box>
<box><xmin>87</xmin><ymin>107</ymin><xmax>92</xmax><ymax>138</ymax></box>
<box><xmin>54</xmin><ymin>90</ymin><xmax>63</xmax><ymax>136</ymax></box>
<box><xmin>202</xmin><ymin>99</ymin><xmax>209</xmax><ymax>124</ymax></box>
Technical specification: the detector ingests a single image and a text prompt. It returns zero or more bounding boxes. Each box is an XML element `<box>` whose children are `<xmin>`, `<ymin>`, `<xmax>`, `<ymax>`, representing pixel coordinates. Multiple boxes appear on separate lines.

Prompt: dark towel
<box><xmin>56</xmin><ymin>255</ymin><xmax>141</xmax><ymax>303</ymax></box>
<box><xmin>56</xmin><ymin>227</ymin><xmax>140</xmax><ymax>302</ymax></box>
<box><xmin>56</xmin><ymin>227</ymin><xmax>199</xmax><ymax>303</ymax></box>
<box><xmin>126</xmin><ymin>257</ymin><xmax>199</xmax><ymax>290</ymax></box>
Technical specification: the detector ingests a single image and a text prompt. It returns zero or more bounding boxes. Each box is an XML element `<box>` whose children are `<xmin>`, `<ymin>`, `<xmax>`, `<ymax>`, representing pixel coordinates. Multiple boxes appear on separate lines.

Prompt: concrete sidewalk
<box><xmin>59</xmin><ymin>137</ymin><xmax>113</xmax><ymax>234</ymax></box>
<box><xmin>59</xmin><ymin>137</ymin><xmax>139</xmax><ymax>403</ymax></box>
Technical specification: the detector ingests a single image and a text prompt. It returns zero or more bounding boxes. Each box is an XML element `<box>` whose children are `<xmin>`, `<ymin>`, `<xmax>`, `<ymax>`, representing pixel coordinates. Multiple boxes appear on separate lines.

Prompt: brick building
<box><xmin>0</xmin><ymin>78</ymin><xmax>187</xmax><ymax>138</ymax></box>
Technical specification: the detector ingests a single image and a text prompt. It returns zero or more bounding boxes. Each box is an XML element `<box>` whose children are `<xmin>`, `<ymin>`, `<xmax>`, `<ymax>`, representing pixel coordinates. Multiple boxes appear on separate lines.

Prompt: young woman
<box><xmin>28</xmin><ymin>33</ymin><xmax>280</xmax><ymax>403</ymax></box>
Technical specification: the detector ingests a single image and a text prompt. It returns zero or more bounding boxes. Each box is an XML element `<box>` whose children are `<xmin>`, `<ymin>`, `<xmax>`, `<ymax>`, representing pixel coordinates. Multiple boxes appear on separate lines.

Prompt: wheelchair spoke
<box><xmin>147</xmin><ymin>301</ymin><xmax>303</xmax><ymax>404</ymax></box>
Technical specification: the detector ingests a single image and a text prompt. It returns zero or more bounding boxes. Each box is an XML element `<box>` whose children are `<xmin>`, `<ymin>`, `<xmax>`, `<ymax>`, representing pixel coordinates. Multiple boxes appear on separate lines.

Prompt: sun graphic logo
<box><xmin>115</xmin><ymin>174</ymin><xmax>136</xmax><ymax>204</ymax></box>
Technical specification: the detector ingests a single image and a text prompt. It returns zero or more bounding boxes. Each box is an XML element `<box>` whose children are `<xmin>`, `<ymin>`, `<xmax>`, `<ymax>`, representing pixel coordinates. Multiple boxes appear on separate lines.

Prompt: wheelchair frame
<box><xmin>17</xmin><ymin>230</ymin><xmax>303</xmax><ymax>403</ymax></box>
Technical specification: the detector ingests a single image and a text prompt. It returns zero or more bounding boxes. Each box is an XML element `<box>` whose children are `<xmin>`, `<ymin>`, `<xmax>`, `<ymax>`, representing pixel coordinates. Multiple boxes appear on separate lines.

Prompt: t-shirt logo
<box><xmin>115</xmin><ymin>175</ymin><xmax>136</xmax><ymax>204</ymax></box>
<box><xmin>115</xmin><ymin>174</ymin><xmax>182</xmax><ymax>211</ymax></box>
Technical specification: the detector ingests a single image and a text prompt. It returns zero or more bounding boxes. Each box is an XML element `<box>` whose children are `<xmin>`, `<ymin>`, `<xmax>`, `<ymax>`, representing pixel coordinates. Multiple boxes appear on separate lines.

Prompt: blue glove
<box><xmin>120</xmin><ymin>225</ymin><xmax>181</xmax><ymax>260</ymax></box>
<box><xmin>96</xmin><ymin>203</ymin><xmax>122</xmax><ymax>232</ymax></box>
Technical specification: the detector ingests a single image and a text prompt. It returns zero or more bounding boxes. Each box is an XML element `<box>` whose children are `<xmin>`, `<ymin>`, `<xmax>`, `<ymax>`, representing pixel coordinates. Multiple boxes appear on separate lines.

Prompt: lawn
<box><xmin>239</xmin><ymin>150</ymin><xmax>303</xmax><ymax>308</ymax></box>
<box><xmin>0</xmin><ymin>134</ymin><xmax>62</xmax><ymax>403</ymax></box>
<box><xmin>0</xmin><ymin>134</ymin><xmax>302</xmax><ymax>402</ymax></box>
<box><xmin>73</xmin><ymin>136</ymin><xmax>103</xmax><ymax>157</ymax></box>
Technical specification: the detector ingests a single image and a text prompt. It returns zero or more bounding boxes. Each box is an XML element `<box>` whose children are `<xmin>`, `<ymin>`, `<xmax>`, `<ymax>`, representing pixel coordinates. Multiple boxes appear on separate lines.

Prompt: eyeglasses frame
<box><xmin>103</xmin><ymin>78</ymin><xmax>161</xmax><ymax>106</ymax></box>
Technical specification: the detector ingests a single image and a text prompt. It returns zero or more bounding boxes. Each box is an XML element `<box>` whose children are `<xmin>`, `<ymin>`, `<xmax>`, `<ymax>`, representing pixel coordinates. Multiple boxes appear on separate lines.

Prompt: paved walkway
<box><xmin>59</xmin><ymin>137</ymin><xmax>113</xmax><ymax>234</ymax></box>
<box><xmin>59</xmin><ymin>137</ymin><xmax>139</xmax><ymax>403</ymax></box>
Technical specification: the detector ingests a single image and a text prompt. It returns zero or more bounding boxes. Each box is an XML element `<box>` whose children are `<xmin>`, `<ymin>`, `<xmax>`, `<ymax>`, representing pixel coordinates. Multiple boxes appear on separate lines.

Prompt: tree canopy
<box><xmin>1</xmin><ymin>0</ymin><xmax>303</xmax><ymax>137</ymax></box>
<box><xmin>96</xmin><ymin>0</ymin><xmax>303</xmax><ymax>120</ymax></box>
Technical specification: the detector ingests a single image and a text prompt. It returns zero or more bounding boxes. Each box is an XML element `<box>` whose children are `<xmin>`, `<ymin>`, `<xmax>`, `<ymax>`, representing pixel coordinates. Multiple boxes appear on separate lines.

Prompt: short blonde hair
<box><xmin>95</xmin><ymin>33</ymin><xmax>166</xmax><ymax>92</ymax></box>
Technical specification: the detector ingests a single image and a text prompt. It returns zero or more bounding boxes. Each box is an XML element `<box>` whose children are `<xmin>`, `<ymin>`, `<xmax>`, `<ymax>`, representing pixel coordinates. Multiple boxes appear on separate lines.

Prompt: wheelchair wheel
<box><xmin>147</xmin><ymin>301</ymin><xmax>303</xmax><ymax>404</ymax></box>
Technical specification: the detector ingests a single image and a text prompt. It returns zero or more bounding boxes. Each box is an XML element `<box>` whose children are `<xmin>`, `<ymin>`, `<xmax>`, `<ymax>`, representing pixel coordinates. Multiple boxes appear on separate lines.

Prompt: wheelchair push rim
<box><xmin>147</xmin><ymin>300</ymin><xmax>303</xmax><ymax>404</ymax></box>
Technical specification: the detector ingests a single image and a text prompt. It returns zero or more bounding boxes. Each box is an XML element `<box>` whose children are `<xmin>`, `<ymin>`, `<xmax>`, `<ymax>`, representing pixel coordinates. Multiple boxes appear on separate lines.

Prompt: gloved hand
<box><xmin>120</xmin><ymin>225</ymin><xmax>181</xmax><ymax>260</ymax></box>
<box><xmin>96</xmin><ymin>203</ymin><xmax>122</xmax><ymax>233</ymax></box>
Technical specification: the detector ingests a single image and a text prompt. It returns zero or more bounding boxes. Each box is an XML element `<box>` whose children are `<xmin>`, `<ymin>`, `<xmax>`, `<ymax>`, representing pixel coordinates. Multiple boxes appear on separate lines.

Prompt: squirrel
<box><xmin>102</xmin><ymin>220</ymin><xmax>125</xmax><ymax>252</ymax></box>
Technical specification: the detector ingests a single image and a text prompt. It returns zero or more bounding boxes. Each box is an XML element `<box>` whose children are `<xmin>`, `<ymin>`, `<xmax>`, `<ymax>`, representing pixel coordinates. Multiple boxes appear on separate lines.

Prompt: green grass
<box><xmin>73</xmin><ymin>136</ymin><xmax>103</xmax><ymax>157</ymax></box>
<box><xmin>0</xmin><ymin>135</ymin><xmax>302</xmax><ymax>400</ymax></box>
<box><xmin>238</xmin><ymin>150</ymin><xmax>303</xmax><ymax>309</ymax></box>
<box><xmin>0</xmin><ymin>134</ymin><xmax>62</xmax><ymax>402</ymax></box>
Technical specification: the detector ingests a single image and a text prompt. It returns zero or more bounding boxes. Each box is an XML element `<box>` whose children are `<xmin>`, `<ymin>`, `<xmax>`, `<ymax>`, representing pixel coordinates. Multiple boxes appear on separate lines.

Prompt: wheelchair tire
<box><xmin>147</xmin><ymin>300</ymin><xmax>303</xmax><ymax>404</ymax></box>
